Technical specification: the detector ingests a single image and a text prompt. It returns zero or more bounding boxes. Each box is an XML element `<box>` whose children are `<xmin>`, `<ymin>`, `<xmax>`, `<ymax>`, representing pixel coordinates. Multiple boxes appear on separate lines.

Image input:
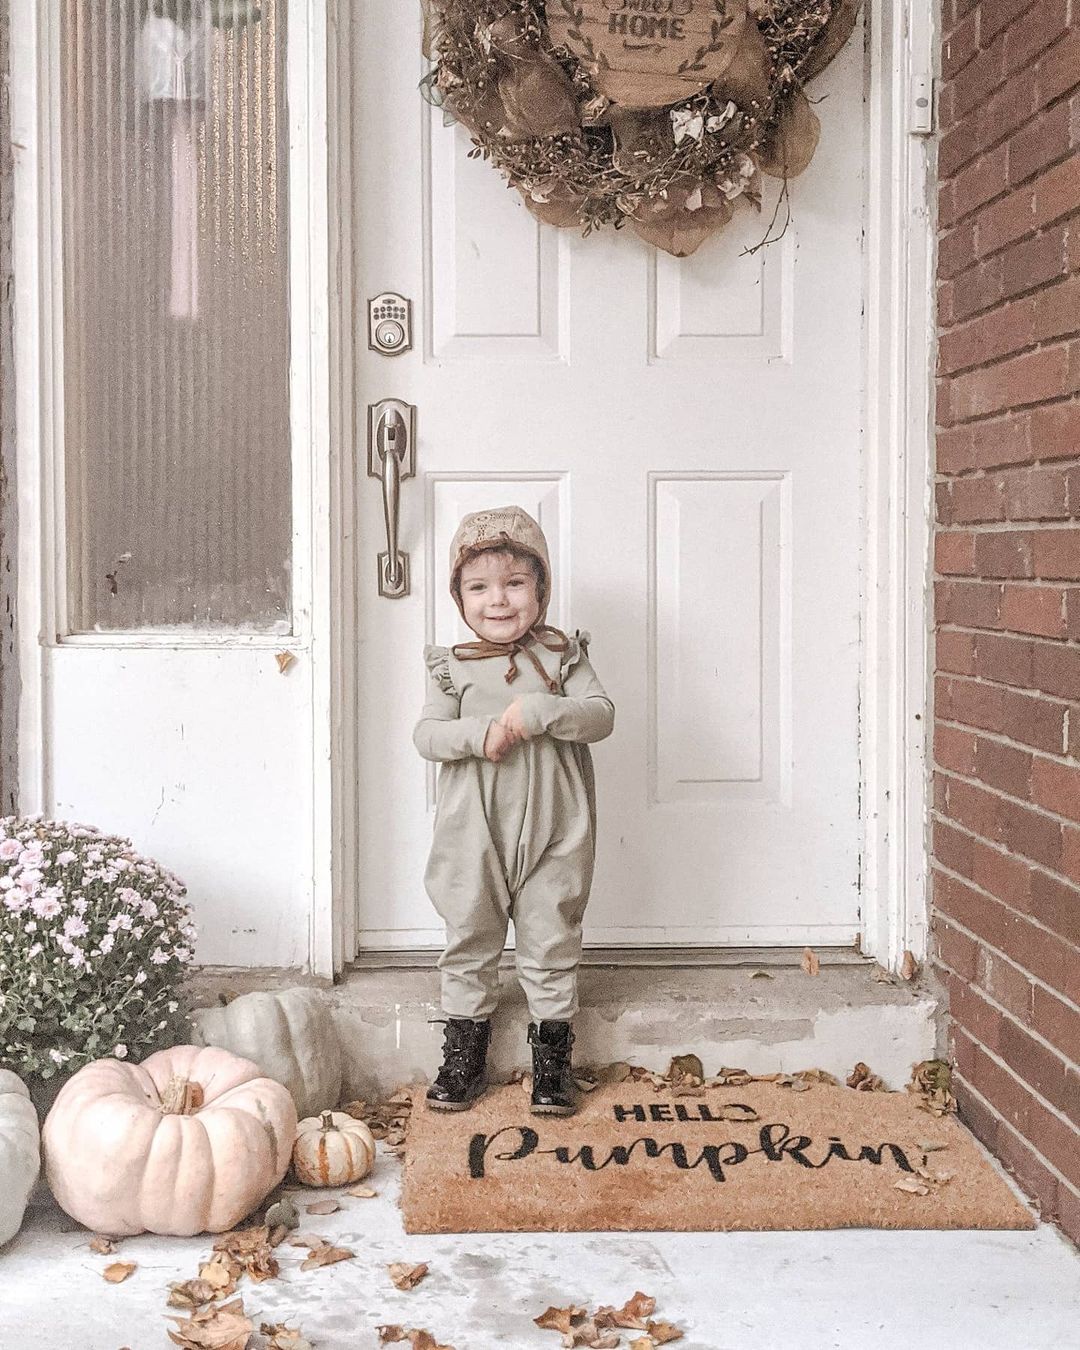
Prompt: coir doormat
<box><xmin>402</xmin><ymin>1081</ymin><xmax>1035</xmax><ymax>1234</ymax></box>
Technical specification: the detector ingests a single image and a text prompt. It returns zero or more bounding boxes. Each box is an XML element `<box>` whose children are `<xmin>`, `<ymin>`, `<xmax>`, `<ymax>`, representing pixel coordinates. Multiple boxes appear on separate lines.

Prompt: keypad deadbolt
<box><xmin>368</xmin><ymin>292</ymin><xmax>413</xmax><ymax>356</ymax></box>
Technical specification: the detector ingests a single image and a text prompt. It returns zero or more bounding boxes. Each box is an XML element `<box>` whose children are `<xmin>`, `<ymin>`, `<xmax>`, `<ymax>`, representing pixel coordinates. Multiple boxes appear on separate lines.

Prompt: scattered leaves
<box><xmin>102</xmin><ymin>1261</ymin><xmax>136</xmax><ymax>1283</ymax></box>
<box><xmin>211</xmin><ymin>1227</ymin><xmax>278</xmax><ymax>1283</ymax></box>
<box><xmin>342</xmin><ymin>1086</ymin><xmax>413</xmax><ymax>1156</ymax></box>
<box><xmin>300</xmin><ymin>1239</ymin><xmax>355</xmax><ymax>1271</ymax></box>
<box><xmin>377</xmin><ymin>1328</ymin><xmax>454</xmax><ymax>1350</ymax></box>
<box><xmin>900</xmin><ymin>949</ymin><xmax>919</xmax><ymax>981</ymax></box>
<box><xmin>198</xmin><ymin>1255</ymin><xmax>242</xmax><ymax>1299</ymax></box>
<box><xmin>89</xmin><ymin>1235</ymin><xmax>117</xmax><ymax>1255</ymax></box>
<box><xmin>347</xmin><ymin>1184</ymin><xmax>378</xmax><ymax>1199</ymax></box>
<box><xmin>801</xmin><ymin>947</ymin><xmax>820</xmax><ymax>976</ymax></box>
<box><xmin>537</xmin><ymin>1296</ymin><xmax>684</xmax><ymax>1349</ymax></box>
<box><xmin>908</xmin><ymin>1059</ymin><xmax>957</xmax><ymax>1116</ymax></box>
<box><xmin>167</xmin><ymin>1297</ymin><xmax>253</xmax><ymax>1350</ymax></box>
<box><xmin>893</xmin><ymin>1176</ymin><xmax>930</xmax><ymax>1196</ymax></box>
<box><xmin>388</xmin><ymin>1261</ymin><xmax>430</xmax><ymax>1290</ymax></box>
<box><xmin>305</xmin><ymin>1199</ymin><xmax>340</xmax><ymax>1216</ymax></box>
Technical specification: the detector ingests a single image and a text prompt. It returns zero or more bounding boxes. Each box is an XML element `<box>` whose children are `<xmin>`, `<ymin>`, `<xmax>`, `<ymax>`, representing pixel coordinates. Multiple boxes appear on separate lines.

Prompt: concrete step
<box><xmin>185</xmin><ymin>956</ymin><xmax>943</xmax><ymax>1100</ymax></box>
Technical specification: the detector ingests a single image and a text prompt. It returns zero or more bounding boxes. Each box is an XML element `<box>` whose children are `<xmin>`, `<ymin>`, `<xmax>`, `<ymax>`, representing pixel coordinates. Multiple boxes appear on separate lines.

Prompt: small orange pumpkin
<box><xmin>291</xmin><ymin>1110</ymin><xmax>376</xmax><ymax>1187</ymax></box>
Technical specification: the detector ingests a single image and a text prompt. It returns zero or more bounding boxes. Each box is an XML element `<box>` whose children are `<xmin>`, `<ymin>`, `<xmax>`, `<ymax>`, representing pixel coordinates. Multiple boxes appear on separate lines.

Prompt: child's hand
<box><xmin>483</xmin><ymin>720</ymin><xmax>515</xmax><ymax>763</ymax></box>
<box><xmin>499</xmin><ymin>698</ymin><xmax>532</xmax><ymax>745</ymax></box>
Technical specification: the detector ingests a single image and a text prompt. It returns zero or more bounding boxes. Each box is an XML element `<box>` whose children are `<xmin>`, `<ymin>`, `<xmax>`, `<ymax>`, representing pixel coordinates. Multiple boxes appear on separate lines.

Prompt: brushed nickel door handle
<box><xmin>367</xmin><ymin>399</ymin><xmax>416</xmax><ymax>599</ymax></box>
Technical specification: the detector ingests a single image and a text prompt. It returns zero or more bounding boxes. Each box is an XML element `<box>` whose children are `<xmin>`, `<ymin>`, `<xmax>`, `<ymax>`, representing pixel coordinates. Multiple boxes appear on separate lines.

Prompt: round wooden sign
<box><xmin>547</xmin><ymin>0</ymin><xmax>749</xmax><ymax>110</ymax></box>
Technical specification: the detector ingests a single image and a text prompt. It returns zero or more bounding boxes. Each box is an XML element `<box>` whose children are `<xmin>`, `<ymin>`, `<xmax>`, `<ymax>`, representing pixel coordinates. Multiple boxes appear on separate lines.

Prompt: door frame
<box><xmin>330</xmin><ymin>0</ymin><xmax>940</xmax><ymax>977</ymax></box>
<box><xmin>12</xmin><ymin>0</ymin><xmax>937</xmax><ymax>979</ymax></box>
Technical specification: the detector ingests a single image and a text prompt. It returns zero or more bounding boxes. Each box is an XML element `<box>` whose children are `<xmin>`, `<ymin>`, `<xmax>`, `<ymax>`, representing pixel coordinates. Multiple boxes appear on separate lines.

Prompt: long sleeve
<box><xmin>517</xmin><ymin>646</ymin><xmax>615</xmax><ymax>745</ymax></box>
<box><xmin>412</xmin><ymin>651</ymin><xmax>494</xmax><ymax>763</ymax></box>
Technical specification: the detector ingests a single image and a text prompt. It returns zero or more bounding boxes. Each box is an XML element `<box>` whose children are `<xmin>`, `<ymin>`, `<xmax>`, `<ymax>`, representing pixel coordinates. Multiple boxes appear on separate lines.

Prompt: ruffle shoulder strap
<box><xmin>423</xmin><ymin>644</ymin><xmax>457</xmax><ymax>697</ymax></box>
<box><xmin>559</xmin><ymin>629</ymin><xmax>592</xmax><ymax>681</ymax></box>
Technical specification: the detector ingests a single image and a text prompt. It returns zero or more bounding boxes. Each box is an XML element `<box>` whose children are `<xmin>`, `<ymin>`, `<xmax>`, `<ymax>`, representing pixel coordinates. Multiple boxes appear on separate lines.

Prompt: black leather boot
<box><xmin>426</xmin><ymin>1017</ymin><xmax>491</xmax><ymax>1111</ymax></box>
<box><xmin>528</xmin><ymin>1020</ymin><xmax>578</xmax><ymax>1116</ymax></box>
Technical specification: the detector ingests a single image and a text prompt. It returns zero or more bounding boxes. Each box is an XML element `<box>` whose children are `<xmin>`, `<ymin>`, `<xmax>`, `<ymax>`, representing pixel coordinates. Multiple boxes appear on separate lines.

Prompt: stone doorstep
<box><xmin>185</xmin><ymin>957</ymin><xmax>942</xmax><ymax>1102</ymax></box>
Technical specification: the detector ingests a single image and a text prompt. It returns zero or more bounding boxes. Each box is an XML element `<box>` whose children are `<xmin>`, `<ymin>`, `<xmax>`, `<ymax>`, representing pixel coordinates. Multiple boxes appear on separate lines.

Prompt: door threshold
<box><xmin>347</xmin><ymin>945</ymin><xmax>870</xmax><ymax>972</ymax></box>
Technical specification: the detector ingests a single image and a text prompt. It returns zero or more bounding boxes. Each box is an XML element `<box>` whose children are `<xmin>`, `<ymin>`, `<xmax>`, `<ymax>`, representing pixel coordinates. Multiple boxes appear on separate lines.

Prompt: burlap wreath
<box><xmin>423</xmin><ymin>1</ymin><xmax>861</xmax><ymax>257</ymax></box>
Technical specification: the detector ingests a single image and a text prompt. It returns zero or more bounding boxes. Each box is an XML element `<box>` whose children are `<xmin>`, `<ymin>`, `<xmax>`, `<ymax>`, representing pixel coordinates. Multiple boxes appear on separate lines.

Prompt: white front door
<box><xmin>354</xmin><ymin>5</ymin><xmax>868</xmax><ymax>952</ymax></box>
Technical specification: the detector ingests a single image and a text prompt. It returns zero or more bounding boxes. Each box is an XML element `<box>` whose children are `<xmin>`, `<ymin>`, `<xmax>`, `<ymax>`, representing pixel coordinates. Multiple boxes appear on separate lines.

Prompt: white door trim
<box><xmin>861</xmin><ymin>0</ymin><xmax>938</xmax><ymax>971</ymax></box>
<box><xmin>10</xmin><ymin>0</ymin><xmax>336</xmax><ymax>975</ymax></box>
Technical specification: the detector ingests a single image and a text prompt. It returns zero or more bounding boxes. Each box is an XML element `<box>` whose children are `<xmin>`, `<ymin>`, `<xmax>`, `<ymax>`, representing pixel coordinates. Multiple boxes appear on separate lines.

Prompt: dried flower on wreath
<box><xmin>421</xmin><ymin>0</ymin><xmax>861</xmax><ymax>256</ymax></box>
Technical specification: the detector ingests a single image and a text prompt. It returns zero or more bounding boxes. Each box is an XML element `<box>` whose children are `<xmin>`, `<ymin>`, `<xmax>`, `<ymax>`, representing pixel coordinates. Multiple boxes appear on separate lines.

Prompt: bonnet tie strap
<box><xmin>452</xmin><ymin>625</ymin><xmax>569</xmax><ymax>694</ymax></box>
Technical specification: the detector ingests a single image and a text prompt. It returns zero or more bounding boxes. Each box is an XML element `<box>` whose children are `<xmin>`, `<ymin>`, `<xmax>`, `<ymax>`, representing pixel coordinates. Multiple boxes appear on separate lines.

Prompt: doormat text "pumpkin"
<box><xmin>468</xmin><ymin>1104</ymin><xmax>916</xmax><ymax>1184</ymax></box>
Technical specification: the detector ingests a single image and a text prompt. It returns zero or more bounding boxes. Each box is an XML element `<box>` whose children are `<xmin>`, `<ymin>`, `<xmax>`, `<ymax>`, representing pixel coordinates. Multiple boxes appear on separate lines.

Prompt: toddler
<box><xmin>413</xmin><ymin>505</ymin><xmax>615</xmax><ymax>1116</ymax></box>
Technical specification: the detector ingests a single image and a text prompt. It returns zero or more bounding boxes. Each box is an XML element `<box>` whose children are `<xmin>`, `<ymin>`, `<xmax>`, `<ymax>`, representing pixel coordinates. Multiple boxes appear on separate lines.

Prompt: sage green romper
<box><xmin>413</xmin><ymin>630</ymin><xmax>615</xmax><ymax>1022</ymax></box>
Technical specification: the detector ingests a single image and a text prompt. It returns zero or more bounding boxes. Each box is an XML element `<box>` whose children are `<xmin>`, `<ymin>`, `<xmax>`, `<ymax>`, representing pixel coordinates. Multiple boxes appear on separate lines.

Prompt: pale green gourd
<box><xmin>191</xmin><ymin>987</ymin><xmax>343</xmax><ymax>1119</ymax></box>
<box><xmin>0</xmin><ymin>1068</ymin><xmax>41</xmax><ymax>1248</ymax></box>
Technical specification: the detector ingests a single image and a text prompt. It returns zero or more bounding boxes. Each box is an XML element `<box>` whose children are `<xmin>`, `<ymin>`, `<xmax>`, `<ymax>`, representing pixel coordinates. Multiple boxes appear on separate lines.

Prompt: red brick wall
<box><xmin>933</xmin><ymin>0</ymin><xmax>1080</xmax><ymax>1246</ymax></box>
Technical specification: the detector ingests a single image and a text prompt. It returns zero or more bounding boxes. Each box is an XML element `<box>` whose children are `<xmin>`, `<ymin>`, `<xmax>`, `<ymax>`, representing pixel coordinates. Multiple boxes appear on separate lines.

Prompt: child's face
<box><xmin>458</xmin><ymin>550</ymin><xmax>540</xmax><ymax>643</ymax></box>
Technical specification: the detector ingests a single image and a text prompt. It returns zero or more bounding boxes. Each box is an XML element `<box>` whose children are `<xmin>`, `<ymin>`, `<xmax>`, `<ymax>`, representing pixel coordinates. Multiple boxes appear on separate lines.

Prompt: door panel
<box><xmin>355</xmin><ymin>2</ymin><xmax>866</xmax><ymax>951</ymax></box>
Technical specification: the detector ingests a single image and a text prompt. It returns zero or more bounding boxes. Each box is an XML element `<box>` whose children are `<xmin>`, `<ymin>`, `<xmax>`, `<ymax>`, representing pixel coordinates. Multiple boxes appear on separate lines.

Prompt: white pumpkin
<box><xmin>42</xmin><ymin>1045</ymin><xmax>297</xmax><ymax>1236</ymax></box>
<box><xmin>0</xmin><ymin>1069</ymin><xmax>41</xmax><ymax>1248</ymax></box>
<box><xmin>191</xmin><ymin>987</ymin><xmax>343</xmax><ymax>1119</ymax></box>
<box><xmin>292</xmin><ymin>1110</ymin><xmax>376</xmax><ymax>1188</ymax></box>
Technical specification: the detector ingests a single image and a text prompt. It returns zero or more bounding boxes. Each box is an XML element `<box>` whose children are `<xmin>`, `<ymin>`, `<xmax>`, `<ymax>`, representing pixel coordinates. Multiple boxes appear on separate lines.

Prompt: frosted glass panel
<box><xmin>61</xmin><ymin>1</ymin><xmax>291</xmax><ymax>631</ymax></box>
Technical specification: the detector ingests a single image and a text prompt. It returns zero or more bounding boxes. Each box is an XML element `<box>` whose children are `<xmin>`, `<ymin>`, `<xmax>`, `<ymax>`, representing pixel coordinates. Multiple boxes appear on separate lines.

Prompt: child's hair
<box><xmin>451</xmin><ymin>542</ymin><xmax>546</xmax><ymax>613</ymax></box>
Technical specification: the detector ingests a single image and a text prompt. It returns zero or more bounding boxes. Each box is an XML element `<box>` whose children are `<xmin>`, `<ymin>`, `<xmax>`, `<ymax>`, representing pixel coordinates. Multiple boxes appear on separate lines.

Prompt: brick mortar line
<box><xmin>930</xmin><ymin>840</ymin><xmax>1080</xmax><ymax>958</ymax></box>
<box><xmin>935</xmin><ymin>620</ymin><xmax>1080</xmax><ymax>647</ymax></box>
<box><xmin>935</xmin><ymin>448</ymin><xmax>1080</xmax><ymax>480</ymax></box>
<box><xmin>935</xmin><ymin>520</ymin><xmax>1080</xmax><ymax>533</ymax></box>
<box><xmin>933</xmin><ymin>918</ymin><xmax>1080</xmax><ymax>1017</ymax></box>
<box><xmin>931</xmin><ymin>945</ymin><xmax>1077</xmax><ymax>1076</ymax></box>
<box><xmin>932</xmin><ymin>666</ymin><xmax>1079</xmax><ymax>708</ymax></box>
<box><xmin>950</xmin><ymin>1068</ymin><xmax>1080</xmax><ymax>1208</ymax></box>
<box><xmin>947</xmin><ymin>1019</ymin><xmax>1080</xmax><ymax>1145</ymax></box>
<box><xmin>934</xmin><ymin>713</ymin><xmax>1080</xmax><ymax>771</ymax></box>
<box><xmin>934</xmin><ymin>575</ymin><xmax>1080</xmax><ymax>589</ymax></box>
<box><xmin>930</xmin><ymin>614</ymin><xmax>1080</xmax><ymax>643</ymax></box>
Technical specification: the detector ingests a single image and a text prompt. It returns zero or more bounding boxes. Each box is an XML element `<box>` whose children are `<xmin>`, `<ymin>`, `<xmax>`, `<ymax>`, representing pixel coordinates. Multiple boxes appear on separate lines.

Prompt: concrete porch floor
<box><xmin>2</xmin><ymin>1141</ymin><xmax>1078</xmax><ymax>1350</ymax></box>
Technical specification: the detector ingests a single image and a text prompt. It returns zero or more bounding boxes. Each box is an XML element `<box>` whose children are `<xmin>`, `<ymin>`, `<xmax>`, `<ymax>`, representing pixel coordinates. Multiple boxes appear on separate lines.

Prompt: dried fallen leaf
<box><xmin>168</xmin><ymin>1278</ymin><xmax>219</xmax><ymax>1310</ymax></box>
<box><xmin>918</xmin><ymin>1140</ymin><xmax>948</xmax><ymax>1153</ymax></box>
<box><xmin>873</xmin><ymin>964</ymin><xmax>895</xmax><ymax>983</ymax></box>
<box><xmin>593</xmin><ymin>1061</ymin><xmax>634</xmax><ymax>1085</ymax></box>
<box><xmin>847</xmin><ymin>1061</ymin><xmax>886</xmax><ymax>1092</ymax></box>
<box><xmin>260</xmin><ymin>1323</ymin><xmax>313</xmax><ymax>1350</ymax></box>
<box><xmin>801</xmin><ymin>947</ymin><xmax>820</xmax><ymax>976</ymax></box>
<box><xmin>900</xmin><ymin>949</ymin><xmax>919</xmax><ymax>981</ymax></box>
<box><xmin>89</xmin><ymin>1235</ymin><xmax>116</xmax><ymax>1255</ymax></box>
<box><xmin>102</xmin><ymin>1261</ymin><xmax>136</xmax><ymax>1283</ymax></box>
<box><xmin>275</xmin><ymin>650</ymin><xmax>297</xmax><ymax>674</ymax></box>
<box><xmin>535</xmin><ymin>1307</ymin><xmax>588</xmax><ymax>1336</ymax></box>
<box><xmin>286</xmin><ymin>1232</ymin><xmax>326</xmax><ymax>1249</ymax></box>
<box><xmin>646</xmin><ymin>1322</ymin><xmax>684</xmax><ymax>1344</ymax></box>
<box><xmin>199</xmin><ymin>1255</ymin><xmax>242</xmax><ymax>1299</ymax></box>
<box><xmin>347</xmin><ymin>1185</ymin><xmax>377</xmax><ymax>1199</ymax></box>
<box><xmin>300</xmin><ymin>1242</ymin><xmax>354</xmax><ymax>1271</ymax></box>
<box><xmin>388</xmin><ymin>1261</ymin><xmax>429</xmax><ymax>1290</ymax></box>
<box><xmin>908</xmin><ymin>1059</ymin><xmax>957</xmax><ymax>1116</ymax></box>
<box><xmin>573</xmin><ymin>1074</ymin><xmax>600</xmax><ymax>1092</ymax></box>
<box><xmin>167</xmin><ymin>1297</ymin><xmax>253</xmax><ymax>1350</ymax></box>
<box><xmin>305</xmin><ymin>1199</ymin><xmax>340</xmax><ymax>1216</ymax></box>
<box><xmin>894</xmin><ymin>1176</ymin><xmax>930</xmax><ymax>1196</ymax></box>
<box><xmin>214</xmin><ymin>1227</ymin><xmax>271</xmax><ymax>1258</ymax></box>
<box><xmin>596</xmin><ymin>1291</ymin><xmax>656</xmax><ymax>1329</ymax></box>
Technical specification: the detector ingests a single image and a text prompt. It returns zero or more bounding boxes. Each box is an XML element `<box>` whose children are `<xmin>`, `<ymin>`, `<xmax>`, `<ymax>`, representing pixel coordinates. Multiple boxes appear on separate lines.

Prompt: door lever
<box><xmin>367</xmin><ymin>399</ymin><xmax>416</xmax><ymax>598</ymax></box>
